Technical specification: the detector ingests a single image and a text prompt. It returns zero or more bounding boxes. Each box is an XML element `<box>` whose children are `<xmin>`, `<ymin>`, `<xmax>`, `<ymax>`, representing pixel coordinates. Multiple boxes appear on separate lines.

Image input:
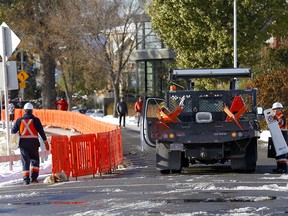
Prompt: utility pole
<box><xmin>20</xmin><ymin>51</ymin><xmax>24</xmax><ymax>100</ymax></box>
<box><xmin>233</xmin><ymin>0</ymin><xmax>239</xmax><ymax>89</ymax></box>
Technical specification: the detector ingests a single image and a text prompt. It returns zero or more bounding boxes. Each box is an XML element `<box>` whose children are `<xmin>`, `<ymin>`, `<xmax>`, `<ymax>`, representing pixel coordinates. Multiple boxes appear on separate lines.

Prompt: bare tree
<box><xmin>3</xmin><ymin>0</ymin><xmax>148</xmax><ymax>113</ymax></box>
<box><xmin>3</xmin><ymin>0</ymin><xmax>66</xmax><ymax>109</ymax></box>
<box><xmin>68</xmin><ymin>0</ymin><xmax>147</xmax><ymax>116</ymax></box>
<box><xmin>49</xmin><ymin>2</ymin><xmax>88</xmax><ymax>110</ymax></box>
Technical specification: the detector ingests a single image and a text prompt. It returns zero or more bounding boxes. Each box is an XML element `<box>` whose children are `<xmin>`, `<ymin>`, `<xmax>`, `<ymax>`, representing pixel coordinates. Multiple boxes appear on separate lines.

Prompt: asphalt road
<box><xmin>0</xmin><ymin>127</ymin><xmax>287</xmax><ymax>216</ymax></box>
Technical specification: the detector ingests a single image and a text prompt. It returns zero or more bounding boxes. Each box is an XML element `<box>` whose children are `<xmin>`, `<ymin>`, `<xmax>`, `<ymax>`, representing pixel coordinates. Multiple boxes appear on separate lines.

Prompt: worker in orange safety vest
<box><xmin>134</xmin><ymin>96</ymin><xmax>143</xmax><ymax>127</ymax></box>
<box><xmin>11</xmin><ymin>102</ymin><xmax>50</xmax><ymax>185</ymax></box>
<box><xmin>272</xmin><ymin>102</ymin><xmax>287</xmax><ymax>173</ymax></box>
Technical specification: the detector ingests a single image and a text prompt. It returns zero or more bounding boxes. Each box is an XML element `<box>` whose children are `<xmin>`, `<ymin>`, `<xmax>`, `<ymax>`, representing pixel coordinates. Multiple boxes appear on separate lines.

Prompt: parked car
<box><xmin>91</xmin><ymin>109</ymin><xmax>104</xmax><ymax>118</ymax></box>
<box><xmin>85</xmin><ymin>109</ymin><xmax>96</xmax><ymax>116</ymax></box>
<box><xmin>72</xmin><ymin>107</ymin><xmax>87</xmax><ymax>114</ymax></box>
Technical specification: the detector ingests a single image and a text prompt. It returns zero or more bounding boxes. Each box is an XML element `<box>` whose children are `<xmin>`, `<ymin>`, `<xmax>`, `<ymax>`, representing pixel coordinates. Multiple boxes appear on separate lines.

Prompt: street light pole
<box><xmin>234</xmin><ymin>0</ymin><xmax>237</xmax><ymax>68</ymax></box>
<box><xmin>20</xmin><ymin>51</ymin><xmax>25</xmax><ymax>100</ymax></box>
<box><xmin>233</xmin><ymin>0</ymin><xmax>238</xmax><ymax>89</ymax></box>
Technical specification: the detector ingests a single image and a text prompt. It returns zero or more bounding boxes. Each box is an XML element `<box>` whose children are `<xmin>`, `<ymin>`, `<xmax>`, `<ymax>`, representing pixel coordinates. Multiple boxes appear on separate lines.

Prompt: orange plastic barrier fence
<box><xmin>50</xmin><ymin>129</ymin><xmax>123</xmax><ymax>178</ymax></box>
<box><xmin>114</xmin><ymin>129</ymin><xmax>123</xmax><ymax>165</ymax></box>
<box><xmin>51</xmin><ymin>135</ymin><xmax>71</xmax><ymax>178</ymax></box>
<box><xmin>1</xmin><ymin>108</ymin><xmax>123</xmax><ymax>178</ymax></box>
<box><xmin>97</xmin><ymin>132</ymin><xmax>111</xmax><ymax>173</ymax></box>
<box><xmin>2</xmin><ymin>109</ymin><xmax>117</xmax><ymax>133</ymax></box>
<box><xmin>70</xmin><ymin>134</ymin><xmax>97</xmax><ymax>178</ymax></box>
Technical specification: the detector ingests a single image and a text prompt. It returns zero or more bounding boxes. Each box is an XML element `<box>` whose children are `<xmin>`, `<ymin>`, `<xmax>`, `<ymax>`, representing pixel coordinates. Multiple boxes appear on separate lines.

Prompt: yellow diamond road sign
<box><xmin>19</xmin><ymin>81</ymin><xmax>26</xmax><ymax>89</ymax></box>
<box><xmin>17</xmin><ymin>70</ymin><xmax>29</xmax><ymax>82</ymax></box>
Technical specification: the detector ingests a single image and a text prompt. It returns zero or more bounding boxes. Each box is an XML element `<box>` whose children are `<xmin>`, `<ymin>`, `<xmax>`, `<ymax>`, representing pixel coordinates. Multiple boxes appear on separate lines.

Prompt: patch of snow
<box><xmin>259</xmin><ymin>130</ymin><xmax>271</xmax><ymax>142</ymax></box>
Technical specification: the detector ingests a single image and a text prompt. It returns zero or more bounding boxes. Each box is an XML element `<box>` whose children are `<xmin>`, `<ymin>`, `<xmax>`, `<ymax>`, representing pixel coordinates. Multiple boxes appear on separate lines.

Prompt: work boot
<box><xmin>272</xmin><ymin>168</ymin><xmax>287</xmax><ymax>173</ymax></box>
<box><xmin>31</xmin><ymin>179</ymin><xmax>39</xmax><ymax>183</ymax></box>
<box><xmin>24</xmin><ymin>179</ymin><xmax>30</xmax><ymax>185</ymax></box>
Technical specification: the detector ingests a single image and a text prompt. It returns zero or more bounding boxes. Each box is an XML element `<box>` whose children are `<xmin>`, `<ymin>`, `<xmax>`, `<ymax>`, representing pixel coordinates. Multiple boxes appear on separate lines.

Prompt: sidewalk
<box><xmin>44</xmin><ymin>126</ymin><xmax>81</xmax><ymax>136</ymax></box>
<box><xmin>121</xmin><ymin>124</ymin><xmax>140</xmax><ymax>132</ymax></box>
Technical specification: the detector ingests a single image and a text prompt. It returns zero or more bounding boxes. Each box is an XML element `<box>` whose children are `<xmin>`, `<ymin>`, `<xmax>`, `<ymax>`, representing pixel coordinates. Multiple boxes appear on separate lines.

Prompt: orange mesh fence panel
<box><xmin>31</xmin><ymin>109</ymin><xmax>118</xmax><ymax>133</ymax></box>
<box><xmin>70</xmin><ymin>134</ymin><xmax>97</xmax><ymax>177</ymax></box>
<box><xmin>33</xmin><ymin>109</ymin><xmax>49</xmax><ymax>126</ymax></box>
<box><xmin>51</xmin><ymin>135</ymin><xmax>71</xmax><ymax>178</ymax></box>
<box><xmin>36</xmin><ymin>109</ymin><xmax>45</xmax><ymax>125</ymax></box>
<box><xmin>14</xmin><ymin>109</ymin><xmax>23</xmax><ymax>121</ymax></box>
<box><xmin>108</xmin><ymin>131</ymin><xmax>116</xmax><ymax>170</ymax></box>
<box><xmin>39</xmin><ymin>110</ymin><xmax>47</xmax><ymax>124</ymax></box>
<box><xmin>11</xmin><ymin>109</ymin><xmax>122</xmax><ymax>178</ymax></box>
<box><xmin>93</xmin><ymin>135</ymin><xmax>100</xmax><ymax>174</ymax></box>
<box><xmin>97</xmin><ymin>132</ymin><xmax>111</xmax><ymax>174</ymax></box>
<box><xmin>1</xmin><ymin>109</ymin><xmax>4</xmax><ymax>120</ymax></box>
<box><xmin>114</xmin><ymin>129</ymin><xmax>123</xmax><ymax>165</ymax></box>
<box><xmin>1</xmin><ymin>108</ymin><xmax>23</xmax><ymax>121</ymax></box>
<box><xmin>48</xmin><ymin>110</ymin><xmax>57</xmax><ymax>126</ymax></box>
<box><xmin>57</xmin><ymin>111</ymin><xmax>68</xmax><ymax>128</ymax></box>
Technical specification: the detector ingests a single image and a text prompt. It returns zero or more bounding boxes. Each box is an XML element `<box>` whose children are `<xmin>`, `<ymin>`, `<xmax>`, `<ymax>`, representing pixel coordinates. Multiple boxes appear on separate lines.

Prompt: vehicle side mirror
<box><xmin>257</xmin><ymin>107</ymin><xmax>264</xmax><ymax>118</ymax></box>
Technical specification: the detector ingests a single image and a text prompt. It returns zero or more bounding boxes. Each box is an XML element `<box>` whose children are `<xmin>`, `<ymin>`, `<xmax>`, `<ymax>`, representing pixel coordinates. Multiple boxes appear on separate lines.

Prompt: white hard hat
<box><xmin>24</xmin><ymin>102</ymin><xmax>33</xmax><ymax>110</ymax></box>
<box><xmin>272</xmin><ymin>102</ymin><xmax>283</xmax><ymax>110</ymax></box>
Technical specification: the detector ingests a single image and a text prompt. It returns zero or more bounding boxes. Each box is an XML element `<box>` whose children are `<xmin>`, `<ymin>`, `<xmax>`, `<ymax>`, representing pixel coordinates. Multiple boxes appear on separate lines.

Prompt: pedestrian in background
<box><xmin>54</xmin><ymin>97</ymin><xmax>68</xmax><ymax>111</ymax></box>
<box><xmin>8</xmin><ymin>98</ymin><xmax>15</xmax><ymax>125</ymax></box>
<box><xmin>17</xmin><ymin>97</ymin><xmax>25</xmax><ymax>109</ymax></box>
<box><xmin>11</xmin><ymin>103</ymin><xmax>50</xmax><ymax>185</ymax></box>
<box><xmin>271</xmin><ymin>102</ymin><xmax>287</xmax><ymax>173</ymax></box>
<box><xmin>117</xmin><ymin>97</ymin><xmax>128</xmax><ymax>128</ymax></box>
<box><xmin>134</xmin><ymin>96</ymin><xmax>143</xmax><ymax>127</ymax></box>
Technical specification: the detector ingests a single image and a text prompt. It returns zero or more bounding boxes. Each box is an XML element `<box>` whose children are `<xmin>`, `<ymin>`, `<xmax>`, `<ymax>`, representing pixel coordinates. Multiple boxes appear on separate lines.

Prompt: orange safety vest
<box><xmin>19</xmin><ymin>119</ymin><xmax>38</xmax><ymax>138</ymax></box>
<box><xmin>275</xmin><ymin>112</ymin><xmax>287</xmax><ymax>130</ymax></box>
<box><xmin>134</xmin><ymin>100</ymin><xmax>143</xmax><ymax>113</ymax></box>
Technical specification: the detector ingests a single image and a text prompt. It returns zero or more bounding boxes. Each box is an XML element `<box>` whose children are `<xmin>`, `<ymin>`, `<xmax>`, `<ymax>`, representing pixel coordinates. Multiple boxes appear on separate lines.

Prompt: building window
<box><xmin>137</xmin><ymin>61</ymin><xmax>146</xmax><ymax>96</ymax></box>
<box><xmin>137</xmin><ymin>22</ymin><xmax>164</xmax><ymax>50</ymax></box>
<box><xmin>136</xmin><ymin>60</ymin><xmax>169</xmax><ymax>97</ymax></box>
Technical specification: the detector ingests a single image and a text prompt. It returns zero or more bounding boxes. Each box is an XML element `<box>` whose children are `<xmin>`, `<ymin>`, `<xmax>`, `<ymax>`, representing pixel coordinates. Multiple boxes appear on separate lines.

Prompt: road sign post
<box><xmin>0</xmin><ymin>22</ymin><xmax>21</xmax><ymax>171</ymax></box>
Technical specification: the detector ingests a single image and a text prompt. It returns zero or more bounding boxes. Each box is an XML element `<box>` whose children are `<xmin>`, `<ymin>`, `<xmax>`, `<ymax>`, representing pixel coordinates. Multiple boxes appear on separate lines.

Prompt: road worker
<box><xmin>11</xmin><ymin>102</ymin><xmax>50</xmax><ymax>185</ymax></box>
<box><xmin>272</xmin><ymin>102</ymin><xmax>287</xmax><ymax>173</ymax></box>
<box><xmin>134</xmin><ymin>96</ymin><xmax>143</xmax><ymax>127</ymax></box>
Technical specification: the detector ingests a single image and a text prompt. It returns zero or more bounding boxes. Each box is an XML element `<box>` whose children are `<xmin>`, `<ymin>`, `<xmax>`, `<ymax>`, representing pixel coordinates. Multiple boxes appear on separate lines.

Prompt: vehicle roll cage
<box><xmin>169</xmin><ymin>68</ymin><xmax>252</xmax><ymax>90</ymax></box>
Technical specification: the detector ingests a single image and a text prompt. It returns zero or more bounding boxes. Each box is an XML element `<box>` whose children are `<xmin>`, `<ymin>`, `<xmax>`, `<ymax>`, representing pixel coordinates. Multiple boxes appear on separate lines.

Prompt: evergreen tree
<box><xmin>147</xmin><ymin>0</ymin><xmax>288</xmax><ymax>69</ymax></box>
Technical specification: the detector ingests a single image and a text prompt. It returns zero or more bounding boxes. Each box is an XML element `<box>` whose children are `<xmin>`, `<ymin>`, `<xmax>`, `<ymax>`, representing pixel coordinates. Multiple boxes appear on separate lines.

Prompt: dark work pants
<box><xmin>20</xmin><ymin>145</ymin><xmax>40</xmax><ymax>181</ymax></box>
<box><xmin>119</xmin><ymin>114</ymin><xmax>126</xmax><ymax>127</ymax></box>
<box><xmin>275</xmin><ymin>131</ymin><xmax>288</xmax><ymax>170</ymax></box>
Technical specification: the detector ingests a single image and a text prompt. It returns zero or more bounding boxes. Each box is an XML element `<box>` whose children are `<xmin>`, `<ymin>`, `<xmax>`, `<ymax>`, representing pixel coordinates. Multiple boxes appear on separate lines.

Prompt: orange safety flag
<box><xmin>226</xmin><ymin>96</ymin><xmax>248</xmax><ymax>122</ymax></box>
<box><xmin>157</xmin><ymin>105</ymin><xmax>183</xmax><ymax>124</ymax></box>
<box><xmin>223</xmin><ymin>106</ymin><xmax>243</xmax><ymax>131</ymax></box>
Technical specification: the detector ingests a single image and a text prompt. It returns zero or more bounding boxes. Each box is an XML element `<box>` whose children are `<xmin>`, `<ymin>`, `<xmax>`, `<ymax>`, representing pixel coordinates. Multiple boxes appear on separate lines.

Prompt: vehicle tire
<box><xmin>160</xmin><ymin>170</ymin><xmax>170</xmax><ymax>174</ymax></box>
<box><xmin>182</xmin><ymin>157</ymin><xmax>189</xmax><ymax>168</ymax></box>
<box><xmin>231</xmin><ymin>138</ymin><xmax>257</xmax><ymax>172</ymax></box>
<box><xmin>171</xmin><ymin>169</ymin><xmax>182</xmax><ymax>173</ymax></box>
<box><xmin>181</xmin><ymin>152</ymin><xmax>189</xmax><ymax>167</ymax></box>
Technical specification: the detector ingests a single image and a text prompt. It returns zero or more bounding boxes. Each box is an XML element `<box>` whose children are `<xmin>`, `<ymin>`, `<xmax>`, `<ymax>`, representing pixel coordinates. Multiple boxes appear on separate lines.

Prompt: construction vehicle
<box><xmin>141</xmin><ymin>68</ymin><xmax>263</xmax><ymax>173</ymax></box>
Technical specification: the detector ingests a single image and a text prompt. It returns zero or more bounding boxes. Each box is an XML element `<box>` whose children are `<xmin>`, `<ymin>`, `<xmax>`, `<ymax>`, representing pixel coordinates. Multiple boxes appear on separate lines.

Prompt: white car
<box><xmin>86</xmin><ymin>109</ymin><xmax>104</xmax><ymax>117</ymax></box>
<box><xmin>94</xmin><ymin>109</ymin><xmax>104</xmax><ymax>117</ymax></box>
